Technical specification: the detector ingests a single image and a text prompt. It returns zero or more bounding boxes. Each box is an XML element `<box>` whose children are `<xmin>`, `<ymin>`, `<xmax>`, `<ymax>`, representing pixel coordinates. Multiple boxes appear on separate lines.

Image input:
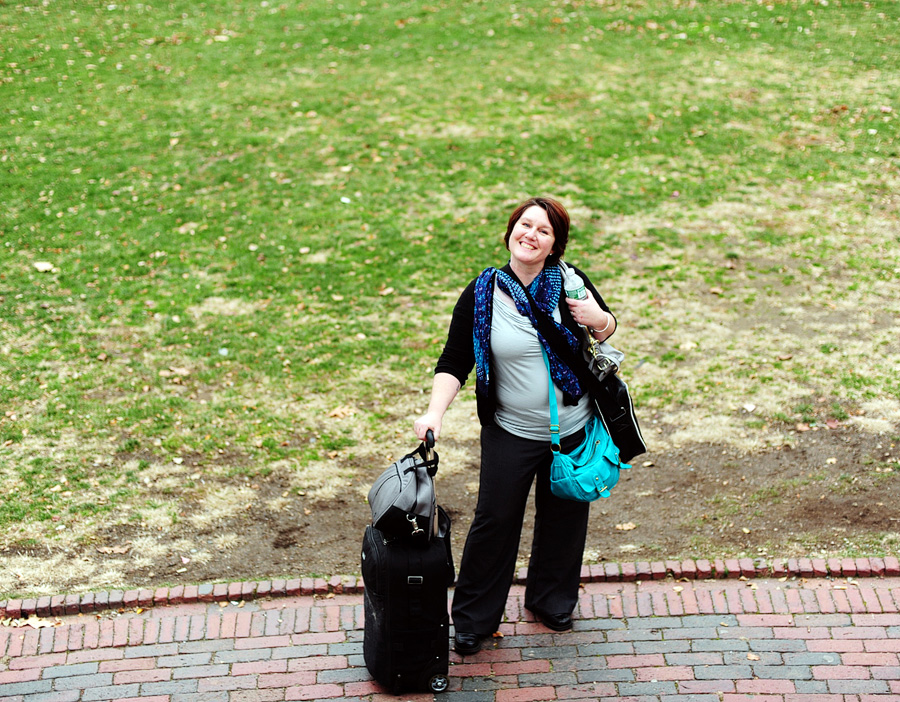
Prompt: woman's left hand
<box><xmin>566</xmin><ymin>290</ymin><xmax>615</xmax><ymax>339</ymax></box>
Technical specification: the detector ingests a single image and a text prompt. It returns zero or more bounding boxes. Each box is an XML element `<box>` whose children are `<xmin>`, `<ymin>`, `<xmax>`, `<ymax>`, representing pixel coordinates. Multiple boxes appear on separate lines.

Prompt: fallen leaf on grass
<box><xmin>97</xmin><ymin>544</ymin><xmax>132</xmax><ymax>555</ymax></box>
<box><xmin>327</xmin><ymin>405</ymin><xmax>356</xmax><ymax>419</ymax></box>
<box><xmin>159</xmin><ymin>367</ymin><xmax>190</xmax><ymax>378</ymax></box>
<box><xmin>615</xmin><ymin>522</ymin><xmax>637</xmax><ymax>531</ymax></box>
<box><xmin>177</xmin><ymin>222</ymin><xmax>200</xmax><ymax>234</ymax></box>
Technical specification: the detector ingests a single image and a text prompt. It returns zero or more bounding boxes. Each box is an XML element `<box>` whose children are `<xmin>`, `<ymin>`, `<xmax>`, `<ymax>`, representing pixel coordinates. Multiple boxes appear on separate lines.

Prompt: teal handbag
<box><xmin>541</xmin><ymin>349</ymin><xmax>630</xmax><ymax>501</ymax></box>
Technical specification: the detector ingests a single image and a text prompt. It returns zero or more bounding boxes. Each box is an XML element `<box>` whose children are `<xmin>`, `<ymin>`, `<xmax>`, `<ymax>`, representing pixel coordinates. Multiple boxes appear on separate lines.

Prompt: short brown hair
<box><xmin>503</xmin><ymin>196</ymin><xmax>570</xmax><ymax>265</ymax></box>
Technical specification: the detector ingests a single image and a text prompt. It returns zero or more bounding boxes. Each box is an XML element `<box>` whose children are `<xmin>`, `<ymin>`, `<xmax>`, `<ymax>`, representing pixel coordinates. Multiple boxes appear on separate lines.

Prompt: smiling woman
<box><xmin>413</xmin><ymin>196</ymin><xmax>619</xmax><ymax>654</ymax></box>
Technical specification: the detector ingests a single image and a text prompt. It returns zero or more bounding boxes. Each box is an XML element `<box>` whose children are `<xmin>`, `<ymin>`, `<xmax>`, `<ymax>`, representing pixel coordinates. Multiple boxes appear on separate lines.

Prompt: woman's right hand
<box><xmin>413</xmin><ymin>373</ymin><xmax>461</xmax><ymax>442</ymax></box>
<box><xmin>414</xmin><ymin>412</ymin><xmax>442</xmax><ymax>442</ymax></box>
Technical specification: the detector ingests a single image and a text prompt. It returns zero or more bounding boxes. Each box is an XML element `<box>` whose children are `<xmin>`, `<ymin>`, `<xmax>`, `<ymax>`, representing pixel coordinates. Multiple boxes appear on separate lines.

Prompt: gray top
<box><xmin>491</xmin><ymin>284</ymin><xmax>593</xmax><ymax>441</ymax></box>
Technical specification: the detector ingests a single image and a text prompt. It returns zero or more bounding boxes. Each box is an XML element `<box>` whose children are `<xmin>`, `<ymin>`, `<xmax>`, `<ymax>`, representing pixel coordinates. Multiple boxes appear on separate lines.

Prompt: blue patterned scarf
<box><xmin>473</xmin><ymin>264</ymin><xmax>583</xmax><ymax>400</ymax></box>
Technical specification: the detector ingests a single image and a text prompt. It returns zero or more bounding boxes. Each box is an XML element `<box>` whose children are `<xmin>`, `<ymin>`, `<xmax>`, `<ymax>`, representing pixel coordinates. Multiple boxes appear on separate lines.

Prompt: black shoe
<box><xmin>533</xmin><ymin>611</ymin><xmax>573</xmax><ymax>632</ymax></box>
<box><xmin>453</xmin><ymin>632</ymin><xmax>483</xmax><ymax>655</ymax></box>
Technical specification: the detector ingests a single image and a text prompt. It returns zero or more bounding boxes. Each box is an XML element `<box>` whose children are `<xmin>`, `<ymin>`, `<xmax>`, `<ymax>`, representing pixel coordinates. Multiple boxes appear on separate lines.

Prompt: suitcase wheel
<box><xmin>429</xmin><ymin>674</ymin><xmax>449</xmax><ymax>693</ymax></box>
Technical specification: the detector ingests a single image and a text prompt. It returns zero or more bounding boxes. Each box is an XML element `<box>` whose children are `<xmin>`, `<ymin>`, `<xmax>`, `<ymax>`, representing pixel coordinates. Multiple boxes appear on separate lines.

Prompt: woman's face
<box><xmin>508</xmin><ymin>205</ymin><xmax>556</xmax><ymax>268</ymax></box>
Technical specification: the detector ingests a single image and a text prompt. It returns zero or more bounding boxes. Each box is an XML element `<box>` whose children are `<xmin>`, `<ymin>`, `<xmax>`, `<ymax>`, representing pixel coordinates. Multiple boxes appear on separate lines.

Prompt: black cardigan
<box><xmin>434</xmin><ymin>262</ymin><xmax>615</xmax><ymax>427</ymax></box>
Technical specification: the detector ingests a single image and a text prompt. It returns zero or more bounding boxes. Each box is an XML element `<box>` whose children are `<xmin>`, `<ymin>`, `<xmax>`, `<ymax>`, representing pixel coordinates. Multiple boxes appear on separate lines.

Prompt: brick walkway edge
<box><xmin>2</xmin><ymin>574</ymin><xmax>900</xmax><ymax>701</ymax></box>
<box><xmin>2</xmin><ymin>556</ymin><xmax>898</xmax><ymax>620</ymax></box>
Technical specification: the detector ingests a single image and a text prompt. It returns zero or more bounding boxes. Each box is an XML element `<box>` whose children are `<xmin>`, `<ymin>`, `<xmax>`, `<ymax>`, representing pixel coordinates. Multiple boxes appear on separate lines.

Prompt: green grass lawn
<box><xmin>1</xmin><ymin>0</ymin><xmax>898</xmax><ymax>594</ymax></box>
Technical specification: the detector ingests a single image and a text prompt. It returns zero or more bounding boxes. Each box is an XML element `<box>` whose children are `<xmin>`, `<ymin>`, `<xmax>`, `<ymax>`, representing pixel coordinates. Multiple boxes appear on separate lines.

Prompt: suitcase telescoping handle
<box><xmin>424</xmin><ymin>429</ymin><xmax>439</xmax><ymax>540</ymax></box>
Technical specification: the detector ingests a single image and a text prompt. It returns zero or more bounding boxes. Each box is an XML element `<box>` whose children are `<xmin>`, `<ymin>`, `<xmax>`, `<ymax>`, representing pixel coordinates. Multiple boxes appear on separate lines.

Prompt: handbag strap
<box><xmin>515</xmin><ymin>271</ymin><xmax>630</xmax><ymax>432</ymax></box>
<box><xmin>540</xmin><ymin>347</ymin><xmax>562</xmax><ymax>454</ymax></box>
<box><xmin>406</xmin><ymin>438</ymin><xmax>439</xmax><ymax>477</ymax></box>
<box><xmin>509</xmin><ymin>268</ymin><xmax>597</xmax><ymax>392</ymax></box>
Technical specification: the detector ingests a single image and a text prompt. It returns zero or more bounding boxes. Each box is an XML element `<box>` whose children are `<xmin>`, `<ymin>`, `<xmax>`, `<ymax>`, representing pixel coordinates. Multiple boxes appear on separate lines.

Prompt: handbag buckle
<box><xmin>588</xmin><ymin>353</ymin><xmax>618</xmax><ymax>383</ymax></box>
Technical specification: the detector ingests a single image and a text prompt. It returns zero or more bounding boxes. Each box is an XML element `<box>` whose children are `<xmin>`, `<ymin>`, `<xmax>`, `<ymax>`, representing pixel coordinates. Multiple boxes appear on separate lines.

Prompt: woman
<box><xmin>413</xmin><ymin>196</ymin><xmax>617</xmax><ymax>655</ymax></box>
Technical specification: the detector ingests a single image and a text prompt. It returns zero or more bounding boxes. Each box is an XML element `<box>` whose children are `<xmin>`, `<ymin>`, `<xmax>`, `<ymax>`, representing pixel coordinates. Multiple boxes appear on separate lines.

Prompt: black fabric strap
<box><xmin>407</xmin><ymin>549</ymin><xmax>424</xmax><ymax>619</ymax></box>
<box><xmin>504</xmin><ymin>267</ymin><xmax>626</xmax><ymax>421</ymax></box>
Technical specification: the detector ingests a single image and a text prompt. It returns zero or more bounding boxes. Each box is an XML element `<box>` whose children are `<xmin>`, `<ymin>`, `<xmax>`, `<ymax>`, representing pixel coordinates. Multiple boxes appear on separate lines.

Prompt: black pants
<box><xmin>450</xmin><ymin>423</ymin><xmax>590</xmax><ymax>635</ymax></box>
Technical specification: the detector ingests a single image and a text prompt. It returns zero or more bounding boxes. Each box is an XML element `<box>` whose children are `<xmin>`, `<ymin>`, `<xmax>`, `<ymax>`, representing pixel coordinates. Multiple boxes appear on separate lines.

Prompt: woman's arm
<box><xmin>413</xmin><ymin>372</ymin><xmax>462</xmax><ymax>441</ymax></box>
<box><xmin>414</xmin><ymin>278</ymin><xmax>477</xmax><ymax>440</ymax></box>
<box><xmin>586</xmin><ymin>297</ymin><xmax>617</xmax><ymax>343</ymax></box>
<box><xmin>565</xmin><ymin>265</ymin><xmax>618</xmax><ymax>342</ymax></box>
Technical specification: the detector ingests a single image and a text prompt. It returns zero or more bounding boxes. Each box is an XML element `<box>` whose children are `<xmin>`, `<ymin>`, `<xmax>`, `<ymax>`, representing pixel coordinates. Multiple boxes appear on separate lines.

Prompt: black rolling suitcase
<box><xmin>362</xmin><ymin>432</ymin><xmax>455</xmax><ymax>695</ymax></box>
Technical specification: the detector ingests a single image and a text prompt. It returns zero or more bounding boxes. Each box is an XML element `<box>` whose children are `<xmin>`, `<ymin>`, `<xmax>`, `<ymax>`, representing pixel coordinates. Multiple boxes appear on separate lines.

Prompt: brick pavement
<box><xmin>2</xmin><ymin>575</ymin><xmax>899</xmax><ymax>701</ymax></box>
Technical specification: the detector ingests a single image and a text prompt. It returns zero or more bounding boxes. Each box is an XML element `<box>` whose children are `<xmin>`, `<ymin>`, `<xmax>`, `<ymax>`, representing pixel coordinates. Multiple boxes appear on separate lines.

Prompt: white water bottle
<box><xmin>563</xmin><ymin>266</ymin><xmax>586</xmax><ymax>300</ymax></box>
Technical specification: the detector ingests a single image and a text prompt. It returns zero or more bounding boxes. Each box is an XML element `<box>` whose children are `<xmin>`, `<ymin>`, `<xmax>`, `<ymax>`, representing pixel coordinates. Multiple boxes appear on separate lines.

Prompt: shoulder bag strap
<box><xmin>539</xmin><ymin>346</ymin><xmax>561</xmax><ymax>453</ymax></box>
<box><xmin>513</xmin><ymin>270</ymin><xmax>632</xmax><ymax>433</ymax></box>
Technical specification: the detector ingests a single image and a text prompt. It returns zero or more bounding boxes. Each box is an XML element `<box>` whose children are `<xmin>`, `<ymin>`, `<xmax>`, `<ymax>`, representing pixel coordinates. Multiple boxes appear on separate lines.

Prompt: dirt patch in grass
<box><xmin>2</xmin><ymin>421</ymin><xmax>897</xmax><ymax>597</ymax></box>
